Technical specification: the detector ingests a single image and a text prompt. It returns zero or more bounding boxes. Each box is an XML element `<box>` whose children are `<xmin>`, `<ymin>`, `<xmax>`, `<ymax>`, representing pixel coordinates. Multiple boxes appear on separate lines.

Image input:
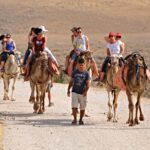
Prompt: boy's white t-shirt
<box><xmin>107</xmin><ymin>40</ymin><xmax>122</xmax><ymax>55</ymax></box>
<box><xmin>73</xmin><ymin>35</ymin><xmax>88</xmax><ymax>52</ymax></box>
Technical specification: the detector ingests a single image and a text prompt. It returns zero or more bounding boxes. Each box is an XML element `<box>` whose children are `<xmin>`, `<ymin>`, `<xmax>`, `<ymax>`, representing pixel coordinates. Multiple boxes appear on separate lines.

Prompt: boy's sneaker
<box><xmin>79</xmin><ymin>120</ymin><xmax>84</xmax><ymax>125</ymax></box>
<box><xmin>71</xmin><ymin>120</ymin><xmax>77</xmax><ymax>125</ymax></box>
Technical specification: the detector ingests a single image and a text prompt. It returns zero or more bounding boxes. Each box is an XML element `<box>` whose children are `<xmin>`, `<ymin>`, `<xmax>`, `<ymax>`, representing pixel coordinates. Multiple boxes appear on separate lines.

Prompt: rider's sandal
<box><xmin>72</xmin><ymin>120</ymin><xmax>77</xmax><ymax>125</ymax></box>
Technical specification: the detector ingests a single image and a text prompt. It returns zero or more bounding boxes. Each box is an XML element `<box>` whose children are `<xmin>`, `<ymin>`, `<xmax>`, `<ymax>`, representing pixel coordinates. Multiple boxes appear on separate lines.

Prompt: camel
<box><xmin>106</xmin><ymin>54</ymin><xmax>122</xmax><ymax>122</ymax></box>
<box><xmin>74</xmin><ymin>51</ymin><xmax>99</xmax><ymax>78</ymax></box>
<box><xmin>124</xmin><ymin>52</ymin><xmax>147</xmax><ymax>126</ymax></box>
<box><xmin>29</xmin><ymin>51</ymin><xmax>52</xmax><ymax>114</ymax></box>
<box><xmin>1</xmin><ymin>53</ymin><xmax>20</xmax><ymax>101</ymax></box>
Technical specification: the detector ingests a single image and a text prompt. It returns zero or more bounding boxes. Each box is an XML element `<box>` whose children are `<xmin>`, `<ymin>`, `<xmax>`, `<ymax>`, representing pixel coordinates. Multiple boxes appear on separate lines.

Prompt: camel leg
<box><xmin>29</xmin><ymin>82</ymin><xmax>35</xmax><ymax>103</ymax></box>
<box><xmin>113</xmin><ymin>91</ymin><xmax>119</xmax><ymax>123</ymax></box>
<box><xmin>135</xmin><ymin>92</ymin><xmax>143</xmax><ymax>124</ymax></box>
<box><xmin>3</xmin><ymin>77</ymin><xmax>10</xmax><ymax>100</ymax></box>
<box><xmin>126</xmin><ymin>89</ymin><xmax>134</xmax><ymax>126</ymax></box>
<box><xmin>107</xmin><ymin>91</ymin><xmax>113</xmax><ymax>121</ymax></box>
<box><xmin>11</xmin><ymin>76</ymin><xmax>17</xmax><ymax>101</ymax></box>
<box><xmin>139</xmin><ymin>105</ymin><xmax>144</xmax><ymax>121</ymax></box>
<box><xmin>33</xmin><ymin>85</ymin><xmax>40</xmax><ymax>113</ymax></box>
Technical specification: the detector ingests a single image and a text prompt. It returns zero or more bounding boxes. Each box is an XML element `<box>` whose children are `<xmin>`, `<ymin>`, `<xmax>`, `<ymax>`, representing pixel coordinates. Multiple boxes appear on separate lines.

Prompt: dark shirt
<box><xmin>72</xmin><ymin>69</ymin><xmax>90</xmax><ymax>94</ymax></box>
<box><xmin>32</xmin><ymin>36</ymin><xmax>46</xmax><ymax>52</ymax></box>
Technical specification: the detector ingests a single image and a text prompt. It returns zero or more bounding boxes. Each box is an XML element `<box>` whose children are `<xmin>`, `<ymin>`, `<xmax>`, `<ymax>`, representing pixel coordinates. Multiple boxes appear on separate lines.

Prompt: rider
<box><xmin>64</xmin><ymin>27</ymin><xmax>78</xmax><ymax>73</ymax></box>
<box><xmin>25</xmin><ymin>28</ymin><xmax>46</xmax><ymax>79</ymax></box>
<box><xmin>38</xmin><ymin>25</ymin><xmax>59</xmax><ymax>75</ymax></box>
<box><xmin>68</xmin><ymin>27</ymin><xmax>98</xmax><ymax>77</ymax></box>
<box><xmin>0</xmin><ymin>33</ymin><xmax>16</xmax><ymax>72</ymax></box>
<box><xmin>95</xmin><ymin>32</ymin><xmax>124</xmax><ymax>82</ymax></box>
<box><xmin>23</xmin><ymin>27</ymin><xmax>36</xmax><ymax>66</ymax></box>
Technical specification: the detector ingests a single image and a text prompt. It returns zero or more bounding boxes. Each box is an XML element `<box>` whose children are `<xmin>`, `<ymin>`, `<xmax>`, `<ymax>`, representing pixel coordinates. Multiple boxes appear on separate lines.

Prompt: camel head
<box><xmin>109</xmin><ymin>54</ymin><xmax>120</xmax><ymax>74</ymax></box>
<box><xmin>78</xmin><ymin>51</ymin><xmax>92</xmax><ymax>69</ymax></box>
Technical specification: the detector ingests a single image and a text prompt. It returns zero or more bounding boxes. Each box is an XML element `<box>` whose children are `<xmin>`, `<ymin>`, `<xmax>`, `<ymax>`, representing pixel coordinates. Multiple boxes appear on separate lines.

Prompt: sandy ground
<box><xmin>0</xmin><ymin>81</ymin><xmax>150</xmax><ymax>150</ymax></box>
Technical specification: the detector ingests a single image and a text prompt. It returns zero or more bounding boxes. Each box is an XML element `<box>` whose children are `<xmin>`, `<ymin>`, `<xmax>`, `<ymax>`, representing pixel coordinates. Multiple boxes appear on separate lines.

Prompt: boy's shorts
<box><xmin>71</xmin><ymin>92</ymin><xmax>87</xmax><ymax>110</ymax></box>
<box><xmin>46</xmin><ymin>83</ymin><xmax>52</xmax><ymax>92</ymax></box>
<box><xmin>71</xmin><ymin>52</ymin><xmax>78</xmax><ymax>61</ymax></box>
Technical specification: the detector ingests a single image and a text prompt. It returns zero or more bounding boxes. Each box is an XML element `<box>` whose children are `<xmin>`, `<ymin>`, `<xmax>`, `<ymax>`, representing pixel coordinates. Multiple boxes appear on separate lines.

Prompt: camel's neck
<box><xmin>5</xmin><ymin>57</ymin><xmax>18</xmax><ymax>74</ymax></box>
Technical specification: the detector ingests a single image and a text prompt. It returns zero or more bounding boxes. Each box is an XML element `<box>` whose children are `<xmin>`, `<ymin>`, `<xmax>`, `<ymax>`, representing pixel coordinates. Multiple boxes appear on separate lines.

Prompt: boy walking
<box><xmin>67</xmin><ymin>58</ymin><xmax>91</xmax><ymax>125</ymax></box>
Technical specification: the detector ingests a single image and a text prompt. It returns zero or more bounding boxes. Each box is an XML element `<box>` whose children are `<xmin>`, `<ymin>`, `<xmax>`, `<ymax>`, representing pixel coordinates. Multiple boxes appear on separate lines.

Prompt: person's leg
<box><xmin>79</xmin><ymin>94</ymin><xmax>87</xmax><ymax>125</ymax></box>
<box><xmin>24</xmin><ymin>56</ymin><xmax>31</xmax><ymax>80</ymax></box>
<box><xmin>48</xmin><ymin>58</ymin><xmax>60</xmax><ymax>75</ymax></box>
<box><xmin>67</xmin><ymin>53</ymin><xmax>77</xmax><ymax>76</ymax></box>
<box><xmin>23</xmin><ymin>49</ymin><xmax>30</xmax><ymax>66</ymax></box>
<box><xmin>71</xmin><ymin>92</ymin><xmax>79</xmax><ymax>124</ymax></box>
<box><xmin>0</xmin><ymin>52</ymin><xmax>7</xmax><ymax>71</ymax></box>
<box><xmin>64</xmin><ymin>55</ymin><xmax>69</xmax><ymax>73</ymax></box>
<box><xmin>72</xmin><ymin>108</ymin><xmax>78</xmax><ymax>124</ymax></box>
<box><xmin>91</xmin><ymin>59</ymin><xmax>99</xmax><ymax>78</ymax></box>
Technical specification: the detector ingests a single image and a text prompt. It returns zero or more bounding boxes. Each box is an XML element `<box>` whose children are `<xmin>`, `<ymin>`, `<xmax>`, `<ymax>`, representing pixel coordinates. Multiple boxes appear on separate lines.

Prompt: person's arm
<box><xmin>107</xmin><ymin>48</ymin><xmax>111</xmax><ymax>56</ymax></box>
<box><xmin>12</xmin><ymin>40</ymin><xmax>16</xmax><ymax>51</ymax></box>
<box><xmin>83</xmin><ymin>80</ymin><xmax>90</xmax><ymax>97</ymax></box>
<box><xmin>120</xmin><ymin>42</ymin><xmax>125</xmax><ymax>55</ymax></box>
<box><xmin>86</xmin><ymin>37</ymin><xmax>90</xmax><ymax>51</ymax></box>
<box><xmin>42</xmin><ymin>36</ymin><xmax>46</xmax><ymax>51</ymax></box>
<box><xmin>32</xmin><ymin>39</ymin><xmax>35</xmax><ymax>54</ymax></box>
<box><xmin>3</xmin><ymin>42</ymin><xmax>8</xmax><ymax>52</ymax></box>
<box><xmin>67</xmin><ymin>78</ymin><xmax>74</xmax><ymax>97</ymax></box>
<box><xmin>71</xmin><ymin>35</ymin><xmax>74</xmax><ymax>44</ymax></box>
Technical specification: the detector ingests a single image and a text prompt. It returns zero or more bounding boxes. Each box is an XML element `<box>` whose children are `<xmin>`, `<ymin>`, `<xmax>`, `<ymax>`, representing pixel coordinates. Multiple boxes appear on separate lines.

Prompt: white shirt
<box><xmin>107</xmin><ymin>40</ymin><xmax>122</xmax><ymax>55</ymax></box>
<box><xmin>73</xmin><ymin>35</ymin><xmax>88</xmax><ymax>52</ymax></box>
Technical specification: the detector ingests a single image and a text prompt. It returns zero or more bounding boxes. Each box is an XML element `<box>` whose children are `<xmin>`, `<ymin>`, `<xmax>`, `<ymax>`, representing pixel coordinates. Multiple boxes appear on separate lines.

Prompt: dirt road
<box><xmin>0</xmin><ymin>81</ymin><xmax>150</xmax><ymax>150</ymax></box>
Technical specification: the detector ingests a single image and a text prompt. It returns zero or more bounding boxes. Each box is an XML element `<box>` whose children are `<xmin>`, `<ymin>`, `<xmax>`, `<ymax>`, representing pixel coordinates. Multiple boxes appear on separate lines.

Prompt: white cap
<box><xmin>38</xmin><ymin>25</ymin><xmax>48</xmax><ymax>32</ymax></box>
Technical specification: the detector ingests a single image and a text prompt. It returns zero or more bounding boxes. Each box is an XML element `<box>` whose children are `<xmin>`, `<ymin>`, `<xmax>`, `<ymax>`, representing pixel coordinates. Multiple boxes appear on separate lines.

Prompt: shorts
<box><xmin>71</xmin><ymin>52</ymin><xmax>78</xmax><ymax>61</ymax></box>
<box><xmin>46</xmin><ymin>83</ymin><xmax>52</xmax><ymax>92</ymax></box>
<box><xmin>72</xmin><ymin>92</ymin><xmax>87</xmax><ymax>110</ymax></box>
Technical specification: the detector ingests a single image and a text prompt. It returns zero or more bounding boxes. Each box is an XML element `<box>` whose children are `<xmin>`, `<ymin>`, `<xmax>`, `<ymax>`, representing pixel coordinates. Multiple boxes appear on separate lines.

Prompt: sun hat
<box><xmin>38</xmin><ymin>25</ymin><xmax>48</xmax><ymax>32</ymax></box>
<box><xmin>116</xmin><ymin>32</ymin><xmax>122</xmax><ymax>38</ymax></box>
<box><xmin>109</xmin><ymin>32</ymin><xmax>115</xmax><ymax>37</ymax></box>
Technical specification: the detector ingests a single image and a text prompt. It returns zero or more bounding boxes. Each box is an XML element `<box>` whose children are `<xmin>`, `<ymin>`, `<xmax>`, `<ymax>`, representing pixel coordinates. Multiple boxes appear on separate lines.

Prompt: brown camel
<box><xmin>124</xmin><ymin>52</ymin><xmax>147</xmax><ymax>126</ymax></box>
<box><xmin>106</xmin><ymin>54</ymin><xmax>122</xmax><ymax>122</ymax></box>
<box><xmin>29</xmin><ymin>51</ymin><xmax>52</xmax><ymax>114</ymax></box>
<box><xmin>74</xmin><ymin>51</ymin><xmax>99</xmax><ymax>78</ymax></box>
<box><xmin>1</xmin><ymin>54</ymin><xmax>20</xmax><ymax>101</ymax></box>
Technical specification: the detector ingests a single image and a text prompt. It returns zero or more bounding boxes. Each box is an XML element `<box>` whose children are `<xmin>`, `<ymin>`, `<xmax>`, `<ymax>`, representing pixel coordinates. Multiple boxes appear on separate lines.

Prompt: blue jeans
<box><xmin>1</xmin><ymin>51</ymin><xmax>15</xmax><ymax>62</ymax></box>
<box><xmin>23</xmin><ymin>49</ymin><xmax>31</xmax><ymax>65</ymax></box>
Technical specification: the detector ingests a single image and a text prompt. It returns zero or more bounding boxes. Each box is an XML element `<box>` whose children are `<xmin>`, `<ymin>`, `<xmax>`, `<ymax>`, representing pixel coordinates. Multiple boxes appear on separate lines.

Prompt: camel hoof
<box><xmin>129</xmin><ymin>121</ymin><xmax>135</xmax><ymax>126</ymax></box>
<box><xmin>113</xmin><ymin>119</ymin><xmax>118</xmax><ymax>123</ymax></box>
<box><xmin>38</xmin><ymin>110</ymin><xmax>43</xmax><ymax>114</ymax></box>
<box><xmin>134</xmin><ymin>119</ymin><xmax>140</xmax><ymax>125</ymax></box>
<box><xmin>11</xmin><ymin>98</ymin><xmax>16</xmax><ymax>101</ymax></box>
<box><xmin>3</xmin><ymin>96</ymin><xmax>9</xmax><ymax>100</ymax></box>
<box><xmin>29</xmin><ymin>96</ymin><xmax>35</xmax><ymax>104</ymax></box>
<box><xmin>33</xmin><ymin>103</ymin><xmax>39</xmax><ymax>112</ymax></box>
<box><xmin>139</xmin><ymin>115</ymin><xmax>144</xmax><ymax>121</ymax></box>
<box><xmin>107</xmin><ymin>113</ymin><xmax>113</xmax><ymax>121</ymax></box>
<box><xmin>129</xmin><ymin>123</ymin><xmax>135</xmax><ymax>127</ymax></box>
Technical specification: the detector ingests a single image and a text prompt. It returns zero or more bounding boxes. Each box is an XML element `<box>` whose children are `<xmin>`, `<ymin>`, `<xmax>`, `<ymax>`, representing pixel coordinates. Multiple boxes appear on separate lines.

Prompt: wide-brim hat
<box><xmin>38</xmin><ymin>25</ymin><xmax>48</xmax><ymax>32</ymax></box>
<box><xmin>108</xmin><ymin>32</ymin><xmax>116</xmax><ymax>37</ymax></box>
<box><xmin>116</xmin><ymin>32</ymin><xmax>122</xmax><ymax>38</ymax></box>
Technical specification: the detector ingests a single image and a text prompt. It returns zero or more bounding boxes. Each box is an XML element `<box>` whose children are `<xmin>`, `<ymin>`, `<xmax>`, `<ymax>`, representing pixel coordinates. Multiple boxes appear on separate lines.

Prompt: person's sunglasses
<box><xmin>77</xmin><ymin>31</ymin><xmax>82</xmax><ymax>33</ymax></box>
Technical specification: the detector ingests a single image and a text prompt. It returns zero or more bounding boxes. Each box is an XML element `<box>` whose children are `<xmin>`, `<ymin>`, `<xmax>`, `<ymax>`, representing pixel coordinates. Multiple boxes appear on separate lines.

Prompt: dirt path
<box><xmin>0</xmin><ymin>81</ymin><xmax>150</xmax><ymax>150</ymax></box>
